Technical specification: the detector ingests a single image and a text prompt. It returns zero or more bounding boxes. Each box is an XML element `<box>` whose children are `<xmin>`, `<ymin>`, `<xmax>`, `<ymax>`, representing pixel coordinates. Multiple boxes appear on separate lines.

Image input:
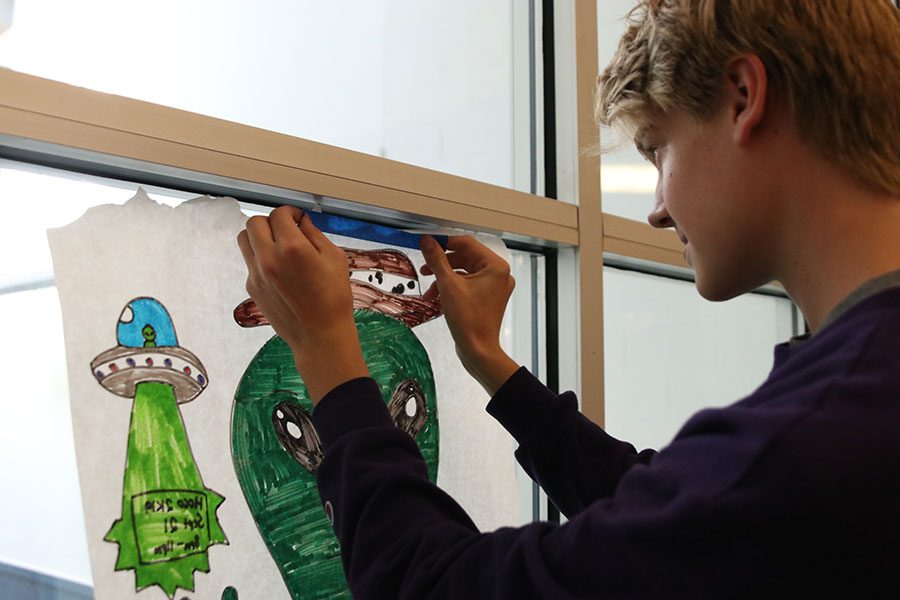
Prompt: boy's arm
<box><xmin>487</xmin><ymin>366</ymin><xmax>656</xmax><ymax>517</ymax></box>
<box><xmin>311</xmin><ymin>377</ymin><xmax>796</xmax><ymax>599</ymax></box>
<box><xmin>419</xmin><ymin>236</ymin><xmax>655</xmax><ymax>514</ymax></box>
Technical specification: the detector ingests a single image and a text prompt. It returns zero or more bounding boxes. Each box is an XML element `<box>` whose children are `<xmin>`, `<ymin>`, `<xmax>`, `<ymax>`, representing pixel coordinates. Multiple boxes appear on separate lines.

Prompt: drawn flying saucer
<box><xmin>91</xmin><ymin>297</ymin><xmax>208</xmax><ymax>404</ymax></box>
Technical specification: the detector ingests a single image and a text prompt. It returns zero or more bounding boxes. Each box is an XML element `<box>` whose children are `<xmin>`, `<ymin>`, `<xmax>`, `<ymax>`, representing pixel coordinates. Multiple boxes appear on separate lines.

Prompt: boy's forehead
<box><xmin>633</xmin><ymin>110</ymin><xmax>683</xmax><ymax>145</ymax></box>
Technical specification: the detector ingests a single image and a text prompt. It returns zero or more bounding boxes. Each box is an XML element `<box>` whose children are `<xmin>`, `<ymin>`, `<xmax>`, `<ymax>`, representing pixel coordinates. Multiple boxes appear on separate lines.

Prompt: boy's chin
<box><xmin>694</xmin><ymin>269</ymin><xmax>761</xmax><ymax>302</ymax></box>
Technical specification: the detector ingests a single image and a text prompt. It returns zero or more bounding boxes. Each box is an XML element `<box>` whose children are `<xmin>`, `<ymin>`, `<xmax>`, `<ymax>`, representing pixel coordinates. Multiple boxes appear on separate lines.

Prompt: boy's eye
<box><xmin>635</xmin><ymin>134</ymin><xmax>661</xmax><ymax>166</ymax></box>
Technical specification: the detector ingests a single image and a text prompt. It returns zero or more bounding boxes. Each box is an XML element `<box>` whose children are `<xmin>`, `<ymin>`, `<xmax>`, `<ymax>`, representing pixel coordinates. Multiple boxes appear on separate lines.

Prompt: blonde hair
<box><xmin>596</xmin><ymin>0</ymin><xmax>900</xmax><ymax>195</ymax></box>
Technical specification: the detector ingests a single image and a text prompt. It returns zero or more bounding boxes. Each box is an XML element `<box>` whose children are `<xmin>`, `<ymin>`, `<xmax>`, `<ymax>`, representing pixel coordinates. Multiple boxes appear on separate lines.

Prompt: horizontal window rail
<box><xmin>0</xmin><ymin>69</ymin><xmax>578</xmax><ymax>247</ymax></box>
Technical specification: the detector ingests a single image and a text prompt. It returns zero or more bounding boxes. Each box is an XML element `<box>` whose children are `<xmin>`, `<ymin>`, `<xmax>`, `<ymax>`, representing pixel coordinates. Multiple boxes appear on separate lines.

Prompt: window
<box><xmin>0</xmin><ymin>164</ymin><xmax>194</xmax><ymax>590</ymax></box>
<box><xmin>603</xmin><ymin>267</ymin><xmax>797</xmax><ymax>451</ymax></box>
<box><xmin>0</xmin><ymin>0</ymin><xmax>536</xmax><ymax>192</ymax></box>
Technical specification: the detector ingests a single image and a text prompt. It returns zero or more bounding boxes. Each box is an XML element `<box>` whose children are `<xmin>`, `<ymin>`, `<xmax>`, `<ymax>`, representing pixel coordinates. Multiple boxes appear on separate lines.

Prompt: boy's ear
<box><xmin>725</xmin><ymin>53</ymin><xmax>768</xmax><ymax>145</ymax></box>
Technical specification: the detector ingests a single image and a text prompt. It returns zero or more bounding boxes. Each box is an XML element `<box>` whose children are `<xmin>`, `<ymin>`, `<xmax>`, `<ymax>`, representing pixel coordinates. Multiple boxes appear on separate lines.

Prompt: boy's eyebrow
<box><xmin>633</xmin><ymin>124</ymin><xmax>654</xmax><ymax>149</ymax></box>
<box><xmin>633</xmin><ymin>126</ymin><xmax>655</xmax><ymax>161</ymax></box>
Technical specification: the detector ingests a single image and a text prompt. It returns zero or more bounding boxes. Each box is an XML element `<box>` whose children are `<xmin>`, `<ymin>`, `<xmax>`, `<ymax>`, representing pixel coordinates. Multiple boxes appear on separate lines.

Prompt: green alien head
<box><xmin>232</xmin><ymin>310</ymin><xmax>439</xmax><ymax>599</ymax></box>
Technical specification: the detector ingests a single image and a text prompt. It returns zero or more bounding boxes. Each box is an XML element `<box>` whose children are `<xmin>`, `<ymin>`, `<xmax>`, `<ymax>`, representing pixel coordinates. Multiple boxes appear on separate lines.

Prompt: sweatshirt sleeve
<box><xmin>486</xmin><ymin>367</ymin><xmax>656</xmax><ymax>517</ymax></box>
<box><xmin>311</xmin><ymin>373</ymin><xmax>800</xmax><ymax>599</ymax></box>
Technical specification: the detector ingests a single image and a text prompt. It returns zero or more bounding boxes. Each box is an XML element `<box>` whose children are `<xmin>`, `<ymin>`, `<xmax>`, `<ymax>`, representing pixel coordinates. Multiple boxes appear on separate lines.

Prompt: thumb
<box><xmin>420</xmin><ymin>236</ymin><xmax>453</xmax><ymax>281</ymax></box>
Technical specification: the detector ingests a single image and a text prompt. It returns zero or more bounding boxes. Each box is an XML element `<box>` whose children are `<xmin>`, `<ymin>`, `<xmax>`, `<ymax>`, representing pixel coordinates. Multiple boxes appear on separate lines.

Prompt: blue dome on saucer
<box><xmin>116</xmin><ymin>297</ymin><xmax>178</xmax><ymax>348</ymax></box>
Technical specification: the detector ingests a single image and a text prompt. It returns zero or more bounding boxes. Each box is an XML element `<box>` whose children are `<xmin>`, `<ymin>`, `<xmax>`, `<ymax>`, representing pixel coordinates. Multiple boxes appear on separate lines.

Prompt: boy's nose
<box><xmin>647</xmin><ymin>197</ymin><xmax>675</xmax><ymax>229</ymax></box>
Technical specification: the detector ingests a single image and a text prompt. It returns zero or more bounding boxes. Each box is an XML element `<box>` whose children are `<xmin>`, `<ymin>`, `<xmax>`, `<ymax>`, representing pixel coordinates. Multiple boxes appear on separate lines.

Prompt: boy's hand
<box><xmin>420</xmin><ymin>235</ymin><xmax>520</xmax><ymax>395</ymax></box>
<box><xmin>237</xmin><ymin>206</ymin><xmax>369</xmax><ymax>404</ymax></box>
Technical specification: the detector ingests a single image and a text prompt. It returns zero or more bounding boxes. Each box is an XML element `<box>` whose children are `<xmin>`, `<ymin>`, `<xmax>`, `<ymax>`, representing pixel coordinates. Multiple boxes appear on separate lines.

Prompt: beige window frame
<box><xmin>0</xmin><ymin>0</ymin><xmax>686</xmax><ymax>427</ymax></box>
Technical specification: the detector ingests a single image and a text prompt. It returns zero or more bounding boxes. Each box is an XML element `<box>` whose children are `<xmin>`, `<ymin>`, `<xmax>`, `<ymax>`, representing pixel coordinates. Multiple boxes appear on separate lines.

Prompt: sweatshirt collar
<box><xmin>777</xmin><ymin>268</ymin><xmax>900</xmax><ymax>362</ymax></box>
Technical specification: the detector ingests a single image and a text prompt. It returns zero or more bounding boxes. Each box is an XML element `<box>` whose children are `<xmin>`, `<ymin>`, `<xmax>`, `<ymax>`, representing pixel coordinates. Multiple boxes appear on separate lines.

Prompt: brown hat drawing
<box><xmin>235</xmin><ymin>247</ymin><xmax>443</xmax><ymax>329</ymax></box>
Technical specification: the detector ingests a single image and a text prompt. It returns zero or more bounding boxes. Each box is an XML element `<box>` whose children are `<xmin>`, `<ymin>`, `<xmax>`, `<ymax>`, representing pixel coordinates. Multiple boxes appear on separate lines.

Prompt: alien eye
<box><xmin>272</xmin><ymin>399</ymin><xmax>324</xmax><ymax>474</ymax></box>
<box><xmin>386</xmin><ymin>379</ymin><xmax>427</xmax><ymax>439</ymax></box>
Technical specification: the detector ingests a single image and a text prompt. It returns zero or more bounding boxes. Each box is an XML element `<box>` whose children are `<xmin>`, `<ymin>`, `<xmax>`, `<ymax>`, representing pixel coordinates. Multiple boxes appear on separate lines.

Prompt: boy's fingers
<box><xmin>422</xmin><ymin>281</ymin><xmax>440</xmax><ymax>302</ymax></box>
<box><xmin>443</xmin><ymin>251</ymin><xmax>480</xmax><ymax>273</ymax></box>
<box><xmin>237</xmin><ymin>230</ymin><xmax>254</xmax><ymax>265</ymax></box>
<box><xmin>420</xmin><ymin>255</ymin><xmax>468</xmax><ymax>276</ymax></box>
<box><xmin>420</xmin><ymin>236</ymin><xmax>453</xmax><ymax>279</ymax></box>
<box><xmin>444</xmin><ymin>235</ymin><xmax>500</xmax><ymax>272</ymax></box>
<box><xmin>269</xmin><ymin>206</ymin><xmax>306</xmax><ymax>245</ymax></box>
<box><xmin>298</xmin><ymin>212</ymin><xmax>333</xmax><ymax>253</ymax></box>
<box><xmin>246</xmin><ymin>216</ymin><xmax>275</xmax><ymax>252</ymax></box>
<box><xmin>445</xmin><ymin>235</ymin><xmax>490</xmax><ymax>254</ymax></box>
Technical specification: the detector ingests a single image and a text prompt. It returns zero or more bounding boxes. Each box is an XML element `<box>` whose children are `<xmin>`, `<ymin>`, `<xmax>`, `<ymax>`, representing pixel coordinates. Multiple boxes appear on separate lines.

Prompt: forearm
<box><xmin>290</xmin><ymin>322</ymin><xmax>370</xmax><ymax>404</ymax></box>
<box><xmin>312</xmin><ymin>378</ymin><xmax>481</xmax><ymax>597</ymax></box>
<box><xmin>462</xmin><ymin>346</ymin><xmax>521</xmax><ymax>396</ymax></box>
<box><xmin>487</xmin><ymin>368</ymin><xmax>656</xmax><ymax>516</ymax></box>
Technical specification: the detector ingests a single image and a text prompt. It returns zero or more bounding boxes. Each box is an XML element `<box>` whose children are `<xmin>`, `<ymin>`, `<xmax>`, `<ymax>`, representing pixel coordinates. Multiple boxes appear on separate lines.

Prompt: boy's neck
<box><xmin>776</xmin><ymin>163</ymin><xmax>900</xmax><ymax>333</ymax></box>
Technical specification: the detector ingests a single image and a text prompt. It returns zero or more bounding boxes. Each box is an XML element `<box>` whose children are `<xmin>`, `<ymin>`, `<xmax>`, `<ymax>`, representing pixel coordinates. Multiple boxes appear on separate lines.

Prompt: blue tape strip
<box><xmin>306</xmin><ymin>211</ymin><xmax>448</xmax><ymax>250</ymax></box>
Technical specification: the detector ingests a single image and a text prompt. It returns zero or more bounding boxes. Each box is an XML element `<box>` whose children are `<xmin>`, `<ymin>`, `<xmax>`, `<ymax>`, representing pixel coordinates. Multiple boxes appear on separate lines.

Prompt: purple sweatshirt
<box><xmin>312</xmin><ymin>284</ymin><xmax>900</xmax><ymax>598</ymax></box>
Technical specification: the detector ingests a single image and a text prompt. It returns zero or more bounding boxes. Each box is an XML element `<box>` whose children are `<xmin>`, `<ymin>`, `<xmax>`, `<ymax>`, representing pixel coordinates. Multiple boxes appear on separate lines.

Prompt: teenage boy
<box><xmin>238</xmin><ymin>0</ymin><xmax>900</xmax><ymax>596</ymax></box>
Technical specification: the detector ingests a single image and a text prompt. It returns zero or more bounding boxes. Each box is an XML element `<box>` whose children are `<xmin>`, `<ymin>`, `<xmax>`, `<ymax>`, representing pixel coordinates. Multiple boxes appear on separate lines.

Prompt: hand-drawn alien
<box><xmin>91</xmin><ymin>297</ymin><xmax>228</xmax><ymax>599</ymax></box>
<box><xmin>231</xmin><ymin>248</ymin><xmax>442</xmax><ymax>599</ymax></box>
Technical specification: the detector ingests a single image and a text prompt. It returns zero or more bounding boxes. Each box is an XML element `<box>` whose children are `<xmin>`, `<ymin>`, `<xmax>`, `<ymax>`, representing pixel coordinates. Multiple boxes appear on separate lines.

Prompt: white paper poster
<box><xmin>48</xmin><ymin>190</ymin><xmax>519</xmax><ymax>599</ymax></box>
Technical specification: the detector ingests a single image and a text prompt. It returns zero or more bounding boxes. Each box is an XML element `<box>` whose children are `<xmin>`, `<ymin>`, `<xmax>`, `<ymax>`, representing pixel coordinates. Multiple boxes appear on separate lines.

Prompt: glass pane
<box><xmin>0</xmin><ymin>163</ymin><xmax>192</xmax><ymax>288</ymax></box>
<box><xmin>597</xmin><ymin>0</ymin><xmax>657</xmax><ymax>222</ymax></box>
<box><xmin>603</xmin><ymin>267</ymin><xmax>795</xmax><ymax>451</ymax></box>
<box><xmin>0</xmin><ymin>165</ymin><xmax>192</xmax><ymax>591</ymax></box>
<box><xmin>504</xmin><ymin>250</ymin><xmax>547</xmax><ymax>523</ymax></box>
<box><xmin>0</xmin><ymin>286</ymin><xmax>92</xmax><ymax>585</ymax></box>
<box><xmin>0</xmin><ymin>0</ymin><xmax>532</xmax><ymax>192</ymax></box>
